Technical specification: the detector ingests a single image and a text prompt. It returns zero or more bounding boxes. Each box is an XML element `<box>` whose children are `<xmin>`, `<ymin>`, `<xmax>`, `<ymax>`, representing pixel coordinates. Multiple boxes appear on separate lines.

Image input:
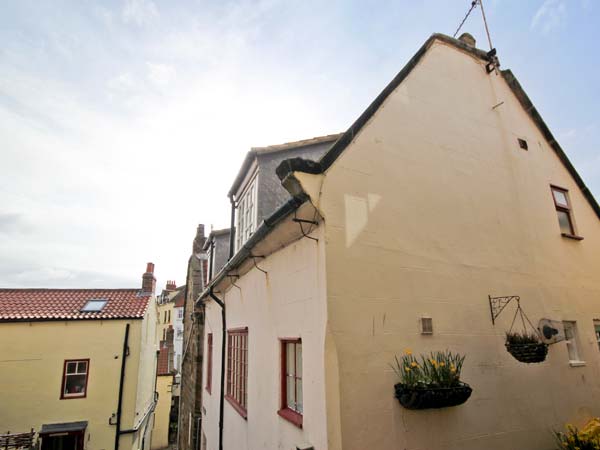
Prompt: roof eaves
<box><xmin>197</xmin><ymin>194</ymin><xmax>308</xmax><ymax>302</ymax></box>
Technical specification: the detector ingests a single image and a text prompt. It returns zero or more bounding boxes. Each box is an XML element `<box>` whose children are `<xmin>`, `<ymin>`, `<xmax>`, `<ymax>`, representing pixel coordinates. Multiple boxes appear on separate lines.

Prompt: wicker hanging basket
<box><xmin>505</xmin><ymin>341</ymin><xmax>548</xmax><ymax>363</ymax></box>
<box><xmin>503</xmin><ymin>301</ymin><xmax>548</xmax><ymax>364</ymax></box>
<box><xmin>394</xmin><ymin>382</ymin><xmax>472</xmax><ymax>410</ymax></box>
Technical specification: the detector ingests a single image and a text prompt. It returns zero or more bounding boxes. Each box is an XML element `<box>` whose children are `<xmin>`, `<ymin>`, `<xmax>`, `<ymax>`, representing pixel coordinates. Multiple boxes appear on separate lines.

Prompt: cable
<box><xmin>453</xmin><ymin>1</ymin><xmax>478</xmax><ymax>38</ymax></box>
<box><xmin>479</xmin><ymin>0</ymin><xmax>494</xmax><ymax>50</ymax></box>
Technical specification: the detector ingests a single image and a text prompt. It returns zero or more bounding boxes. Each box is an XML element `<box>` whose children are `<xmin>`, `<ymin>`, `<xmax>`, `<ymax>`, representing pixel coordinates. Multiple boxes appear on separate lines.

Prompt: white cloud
<box><xmin>122</xmin><ymin>0</ymin><xmax>159</xmax><ymax>26</ymax></box>
<box><xmin>146</xmin><ymin>63</ymin><xmax>176</xmax><ymax>87</ymax></box>
<box><xmin>108</xmin><ymin>72</ymin><xmax>136</xmax><ymax>91</ymax></box>
<box><xmin>531</xmin><ymin>0</ymin><xmax>567</xmax><ymax>34</ymax></box>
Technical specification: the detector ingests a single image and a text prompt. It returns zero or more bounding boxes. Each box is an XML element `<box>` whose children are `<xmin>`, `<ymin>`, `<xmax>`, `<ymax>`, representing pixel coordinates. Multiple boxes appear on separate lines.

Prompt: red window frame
<box><xmin>278</xmin><ymin>338</ymin><xmax>303</xmax><ymax>428</ymax></box>
<box><xmin>60</xmin><ymin>359</ymin><xmax>90</xmax><ymax>400</ymax></box>
<box><xmin>226</xmin><ymin>328</ymin><xmax>248</xmax><ymax>418</ymax></box>
<box><xmin>206</xmin><ymin>333</ymin><xmax>213</xmax><ymax>394</ymax></box>
<box><xmin>550</xmin><ymin>185</ymin><xmax>582</xmax><ymax>239</ymax></box>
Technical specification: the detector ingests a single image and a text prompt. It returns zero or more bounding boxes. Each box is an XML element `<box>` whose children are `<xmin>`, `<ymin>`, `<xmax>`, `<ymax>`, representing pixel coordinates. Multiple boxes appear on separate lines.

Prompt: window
<box><xmin>563</xmin><ymin>321</ymin><xmax>584</xmax><ymax>365</ymax></box>
<box><xmin>168</xmin><ymin>310</ymin><xmax>171</xmax><ymax>323</ymax></box>
<box><xmin>594</xmin><ymin>321</ymin><xmax>600</xmax><ymax>351</ymax></box>
<box><xmin>61</xmin><ymin>359</ymin><xmax>89</xmax><ymax>399</ymax></box>
<box><xmin>178</xmin><ymin>308</ymin><xmax>183</xmax><ymax>319</ymax></box>
<box><xmin>278</xmin><ymin>339</ymin><xmax>302</xmax><ymax>427</ymax></box>
<box><xmin>235</xmin><ymin>175</ymin><xmax>258</xmax><ymax>251</ymax></box>
<box><xmin>226</xmin><ymin>328</ymin><xmax>248</xmax><ymax>417</ymax></box>
<box><xmin>551</xmin><ymin>186</ymin><xmax>581</xmax><ymax>239</ymax></box>
<box><xmin>206</xmin><ymin>333</ymin><xmax>213</xmax><ymax>393</ymax></box>
<box><xmin>81</xmin><ymin>299</ymin><xmax>107</xmax><ymax>312</ymax></box>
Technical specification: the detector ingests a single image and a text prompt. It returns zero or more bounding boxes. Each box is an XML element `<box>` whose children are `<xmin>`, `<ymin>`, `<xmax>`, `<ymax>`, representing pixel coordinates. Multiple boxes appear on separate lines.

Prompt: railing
<box><xmin>0</xmin><ymin>430</ymin><xmax>35</xmax><ymax>450</ymax></box>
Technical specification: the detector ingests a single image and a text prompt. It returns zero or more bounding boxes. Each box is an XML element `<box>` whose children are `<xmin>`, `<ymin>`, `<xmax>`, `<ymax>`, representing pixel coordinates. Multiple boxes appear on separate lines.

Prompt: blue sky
<box><xmin>1</xmin><ymin>0</ymin><xmax>598</xmax><ymax>288</ymax></box>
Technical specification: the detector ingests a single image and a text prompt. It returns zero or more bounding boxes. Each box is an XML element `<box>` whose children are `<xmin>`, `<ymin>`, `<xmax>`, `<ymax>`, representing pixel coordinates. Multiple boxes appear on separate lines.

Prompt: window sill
<box><xmin>278</xmin><ymin>408</ymin><xmax>303</xmax><ymax>428</ymax></box>
<box><xmin>562</xmin><ymin>233</ymin><xmax>584</xmax><ymax>241</ymax></box>
<box><xmin>569</xmin><ymin>360</ymin><xmax>586</xmax><ymax>367</ymax></box>
<box><xmin>225</xmin><ymin>395</ymin><xmax>247</xmax><ymax>420</ymax></box>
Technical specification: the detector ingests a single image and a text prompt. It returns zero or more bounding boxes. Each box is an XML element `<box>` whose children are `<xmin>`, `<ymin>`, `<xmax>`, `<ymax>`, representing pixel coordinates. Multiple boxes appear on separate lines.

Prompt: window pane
<box><xmin>557</xmin><ymin>210</ymin><xmax>573</xmax><ymax>234</ymax></box>
<box><xmin>66</xmin><ymin>362</ymin><xmax>77</xmax><ymax>374</ymax></box>
<box><xmin>595</xmin><ymin>324</ymin><xmax>600</xmax><ymax>351</ymax></box>
<box><xmin>286</xmin><ymin>343</ymin><xmax>295</xmax><ymax>375</ymax></box>
<box><xmin>296</xmin><ymin>344</ymin><xmax>302</xmax><ymax>379</ymax></box>
<box><xmin>553</xmin><ymin>189</ymin><xmax>569</xmax><ymax>207</ymax></box>
<box><xmin>286</xmin><ymin>374</ymin><xmax>295</xmax><ymax>410</ymax></box>
<box><xmin>65</xmin><ymin>374</ymin><xmax>87</xmax><ymax>395</ymax></box>
<box><xmin>296</xmin><ymin>378</ymin><xmax>303</xmax><ymax>414</ymax></box>
<box><xmin>76</xmin><ymin>361</ymin><xmax>87</xmax><ymax>374</ymax></box>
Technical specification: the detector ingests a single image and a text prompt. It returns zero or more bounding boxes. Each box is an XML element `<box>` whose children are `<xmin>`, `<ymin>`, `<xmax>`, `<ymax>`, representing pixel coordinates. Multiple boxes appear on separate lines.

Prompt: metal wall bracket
<box><xmin>488</xmin><ymin>295</ymin><xmax>520</xmax><ymax>325</ymax></box>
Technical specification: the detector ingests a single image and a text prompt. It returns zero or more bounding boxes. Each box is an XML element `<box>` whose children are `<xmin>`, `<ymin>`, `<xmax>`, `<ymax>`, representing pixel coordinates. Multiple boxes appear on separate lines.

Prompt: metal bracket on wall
<box><xmin>292</xmin><ymin>216</ymin><xmax>319</xmax><ymax>242</ymax></box>
<box><xmin>485</xmin><ymin>48</ymin><xmax>500</xmax><ymax>74</ymax></box>
<box><xmin>488</xmin><ymin>295</ymin><xmax>520</xmax><ymax>325</ymax></box>
<box><xmin>249</xmin><ymin>254</ymin><xmax>267</xmax><ymax>274</ymax></box>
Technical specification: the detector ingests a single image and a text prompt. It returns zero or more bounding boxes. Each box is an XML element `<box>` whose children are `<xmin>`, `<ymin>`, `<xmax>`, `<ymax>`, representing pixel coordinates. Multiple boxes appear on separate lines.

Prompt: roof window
<box><xmin>81</xmin><ymin>299</ymin><xmax>107</xmax><ymax>312</ymax></box>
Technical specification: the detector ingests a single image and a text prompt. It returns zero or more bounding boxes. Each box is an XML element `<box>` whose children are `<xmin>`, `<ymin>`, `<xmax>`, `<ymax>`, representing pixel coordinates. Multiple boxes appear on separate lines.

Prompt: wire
<box><xmin>453</xmin><ymin>1</ymin><xmax>478</xmax><ymax>38</ymax></box>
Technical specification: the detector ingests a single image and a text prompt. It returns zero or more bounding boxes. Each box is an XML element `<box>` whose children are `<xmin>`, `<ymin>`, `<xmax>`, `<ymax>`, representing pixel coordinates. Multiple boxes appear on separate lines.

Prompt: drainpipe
<box><xmin>228</xmin><ymin>195</ymin><xmax>236</xmax><ymax>260</ymax></box>
<box><xmin>208</xmin><ymin>287</ymin><xmax>226</xmax><ymax>450</ymax></box>
<box><xmin>114</xmin><ymin>323</ymin><xmax>130</xmax><ymax>450</ymax></box>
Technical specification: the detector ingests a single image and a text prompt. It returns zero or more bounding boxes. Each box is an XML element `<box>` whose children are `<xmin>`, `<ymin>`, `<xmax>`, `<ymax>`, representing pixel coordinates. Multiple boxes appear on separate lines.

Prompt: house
<box><xmin>198</xmin><ymin>33</ymin><xmax>600</xmax><ymax>450</ymax></box>
<box><xmin>151</xmin><ymin>329</ymin><xmax>175</xmax><ymax>450</ymax></box>
<box><xmin>0</xmin><ymin>263</ymin><xmax>160</xmax><ymax>450</ymax></box>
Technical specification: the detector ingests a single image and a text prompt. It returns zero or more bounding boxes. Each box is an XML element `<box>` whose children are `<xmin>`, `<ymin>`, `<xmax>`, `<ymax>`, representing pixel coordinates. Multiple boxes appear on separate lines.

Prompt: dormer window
<box><xmin>81</xmin><ymin>299</ymin><xmax>107</xmax><ymax>312</ymax></box>
<box><xmin>236</xmin><ymin>174</ymin><xmax>258</xmax><ymax>251</ymax></box>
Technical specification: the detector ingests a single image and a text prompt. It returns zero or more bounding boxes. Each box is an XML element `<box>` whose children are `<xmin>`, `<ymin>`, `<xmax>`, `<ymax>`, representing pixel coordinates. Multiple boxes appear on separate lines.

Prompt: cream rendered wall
<box><xmin>0</xmin><ymin>319</ymin><xmax>143</xmax><ymax>450</ymax></box>
<box><xmin>302</xmin><ymin>40</ymin><xmax>600</xmax><ymax>450</ymax></box>
<box><xmin>202</xmin><ymin>226</ymin><xmax>329</xmax><ymax>450</ymax></box>
<box><xmin>156</xmin><ymin>302</ymin><xmax>174</xmax><ymax>342</ymax></box>
<box><xmin>151</xmin><ymin>375</ymin><xmax>173</xmax><ymax>450</ymax></box>
<box><xmin>133</xmin><ymin>299</ymin><xmax>159</xmax><ymax>448</ymax></box>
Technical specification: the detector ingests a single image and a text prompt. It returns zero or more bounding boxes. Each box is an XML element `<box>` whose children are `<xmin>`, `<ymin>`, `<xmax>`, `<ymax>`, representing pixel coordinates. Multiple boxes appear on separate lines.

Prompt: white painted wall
<box><xmin>202</xmin><ymin>225</ymin><xmax>328</xmax><ymax>450</ymax></box>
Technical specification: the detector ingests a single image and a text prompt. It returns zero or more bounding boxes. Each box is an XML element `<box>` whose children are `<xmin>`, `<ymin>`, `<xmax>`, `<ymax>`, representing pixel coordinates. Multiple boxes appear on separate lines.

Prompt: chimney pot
<box><xmin>458</xmin><ymin>32</ymin><xmax>476</xmax><ymax>47</ymax></box>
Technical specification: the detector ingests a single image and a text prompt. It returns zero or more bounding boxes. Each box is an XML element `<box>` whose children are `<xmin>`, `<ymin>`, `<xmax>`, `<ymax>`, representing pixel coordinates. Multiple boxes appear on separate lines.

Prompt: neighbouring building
<box><xmin>178</xmin><ymin>225</ymin><xmax>208</xmax><ymax>450</ymax></box>
<box><xmin>151</xmin><ymin>328</ymin><xmax>175</xmax><ymax>450</ymax></box>
<box><xmin>198</xmin><ymin>33</ymin><xmax>600</xmax><ymax>450</ymax></box>
<box><xmin>0</xmin><ymin>263</ymin><xmax>160</xmax><ymax>450</ymax></box>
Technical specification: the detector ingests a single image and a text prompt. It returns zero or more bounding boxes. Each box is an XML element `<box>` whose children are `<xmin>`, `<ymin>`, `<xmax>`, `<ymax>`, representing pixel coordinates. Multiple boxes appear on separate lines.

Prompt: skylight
<box><xmin>81</xmin><ymin>299</ymin><xmax>108</xmax><ymax>312</ymax></box>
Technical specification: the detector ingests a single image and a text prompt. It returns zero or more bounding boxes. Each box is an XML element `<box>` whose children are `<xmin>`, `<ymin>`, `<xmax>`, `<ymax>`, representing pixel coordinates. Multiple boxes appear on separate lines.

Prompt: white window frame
<box><xmin>563</xmin><ymin>321</ymin><xmax>585</xmax><ymax>366</ymax></box>
<box><xmin>235</xmin><ymin>173</ymin><xmax>258</xmax><ymax>251</ymax></box>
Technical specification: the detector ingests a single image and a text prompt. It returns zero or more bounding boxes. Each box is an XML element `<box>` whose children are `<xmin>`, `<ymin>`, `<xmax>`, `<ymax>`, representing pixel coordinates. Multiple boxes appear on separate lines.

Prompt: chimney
<box><xmin>458</xmin><ymin>32</ymin><xmax>476</xmax><ymax>48</ymax></box>
<box><xmin>192</xmin><ymin>224</ymin><xmax>207</xmax><ymax>255</ymax></box>
<box><xmin>166</xmin><ymin>280</ymin><xmax>176</xmax><ymax>291</ymax></box>
<box><xmin>142</xmin><ymin>262</ymin><xmax>156</xmax><ymax>294</ymax></box>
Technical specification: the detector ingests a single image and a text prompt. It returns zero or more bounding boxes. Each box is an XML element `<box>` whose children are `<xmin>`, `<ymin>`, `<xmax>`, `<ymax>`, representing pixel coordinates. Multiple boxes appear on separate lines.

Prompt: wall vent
<box><xmin>420</xmin><ymin>317</ymin><xmax>433</xmax><ymax>335</ymax></box>
<box><xmin>518</xmin><ymin>138</ymin><xmax>528</xmax><ymax>150</ymax></box>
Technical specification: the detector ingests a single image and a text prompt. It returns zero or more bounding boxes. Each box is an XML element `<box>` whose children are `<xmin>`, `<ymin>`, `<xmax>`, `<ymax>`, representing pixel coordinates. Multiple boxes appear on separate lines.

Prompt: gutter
<box><xmin>208</xmin><ymin>287</ymin><xmax>226</xmax><ymax>450</ymax></box>
<box><xmin>197</xmin><ymin>194</ymin><xmax>308</xmax><ymax>304</ymax></box>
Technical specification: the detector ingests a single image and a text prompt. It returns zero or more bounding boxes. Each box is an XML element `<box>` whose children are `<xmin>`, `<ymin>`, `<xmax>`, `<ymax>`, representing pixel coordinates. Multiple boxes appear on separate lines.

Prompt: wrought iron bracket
<box><xmin>488</xmin><ymin>295</ymin><xmax>520</xmax><ymax>325</ymax></box>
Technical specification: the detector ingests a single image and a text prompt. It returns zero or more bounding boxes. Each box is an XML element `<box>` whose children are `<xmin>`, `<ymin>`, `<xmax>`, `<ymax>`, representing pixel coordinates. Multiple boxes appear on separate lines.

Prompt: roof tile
<box><xmin>0</xmin><ymin>289</ymin><xmax>151</xmax><ymax>322</ymax></box>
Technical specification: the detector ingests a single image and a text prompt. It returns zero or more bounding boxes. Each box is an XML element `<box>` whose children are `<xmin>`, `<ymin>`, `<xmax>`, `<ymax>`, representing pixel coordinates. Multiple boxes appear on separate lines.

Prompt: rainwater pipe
<box><xmin>208</xmin><ymin>287</ymin><xmax>226</xmax><ymax>450</ymax></box>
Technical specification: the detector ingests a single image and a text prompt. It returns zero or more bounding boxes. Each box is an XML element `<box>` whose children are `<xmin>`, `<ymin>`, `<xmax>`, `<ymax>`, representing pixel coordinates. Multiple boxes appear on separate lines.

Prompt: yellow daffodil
<box><xmin>439</xmin><ymin>362</ymin><xmax>446</xmax><ymax>367</ymax></box>
<box><xmin>404</xmin><ymin>349</ymin><xmax>412</xmax><ymax>355</ymax></box>
<box><xmin>405</xmin><ymin>367</ymin><xmax>411</xmax><ymax>372</ymax></box>
<box><xmin>411</xmin><ymin>361</ymin><xmax>418</xmax><ymax>368</ymax></box>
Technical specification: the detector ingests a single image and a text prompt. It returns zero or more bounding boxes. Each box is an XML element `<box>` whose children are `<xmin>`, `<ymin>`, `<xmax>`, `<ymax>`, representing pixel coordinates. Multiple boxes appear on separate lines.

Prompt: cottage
<box><xmin>0</xmin><ymin>264</ymin><xmax>159</xmax><ymax>450</ymax></box>
<box><xmin>198</xmin><ymin>33</ymin><xmax>600</xmax><ymax>450</ymax></box>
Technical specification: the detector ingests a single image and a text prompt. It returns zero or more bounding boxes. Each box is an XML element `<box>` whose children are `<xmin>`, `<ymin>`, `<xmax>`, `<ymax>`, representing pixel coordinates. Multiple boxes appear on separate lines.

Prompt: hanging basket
<box><xmin>394</xmin><ymin>382</ymin><xmax>472</xmax><ymax>410</ymax></box>
<box><xmin>505</xmin><ymin>341</ymin><xmax>548</xmax><ymax>363</ymax></box>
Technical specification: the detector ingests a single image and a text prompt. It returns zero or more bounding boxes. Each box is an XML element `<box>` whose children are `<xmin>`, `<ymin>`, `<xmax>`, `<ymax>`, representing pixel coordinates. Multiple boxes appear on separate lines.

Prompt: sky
<box><xmin>1</xmin><ymin>0</ymin><xmax>599</xmax><ymax>289</ymax></box>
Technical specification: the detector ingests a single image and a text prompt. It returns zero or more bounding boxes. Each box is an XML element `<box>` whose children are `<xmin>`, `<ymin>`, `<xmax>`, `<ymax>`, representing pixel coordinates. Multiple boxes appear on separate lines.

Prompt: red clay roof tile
<box><xmin>0</xmin><ymin>289</ymin><xmax>151</xmax><ymax>322</ymax></box>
